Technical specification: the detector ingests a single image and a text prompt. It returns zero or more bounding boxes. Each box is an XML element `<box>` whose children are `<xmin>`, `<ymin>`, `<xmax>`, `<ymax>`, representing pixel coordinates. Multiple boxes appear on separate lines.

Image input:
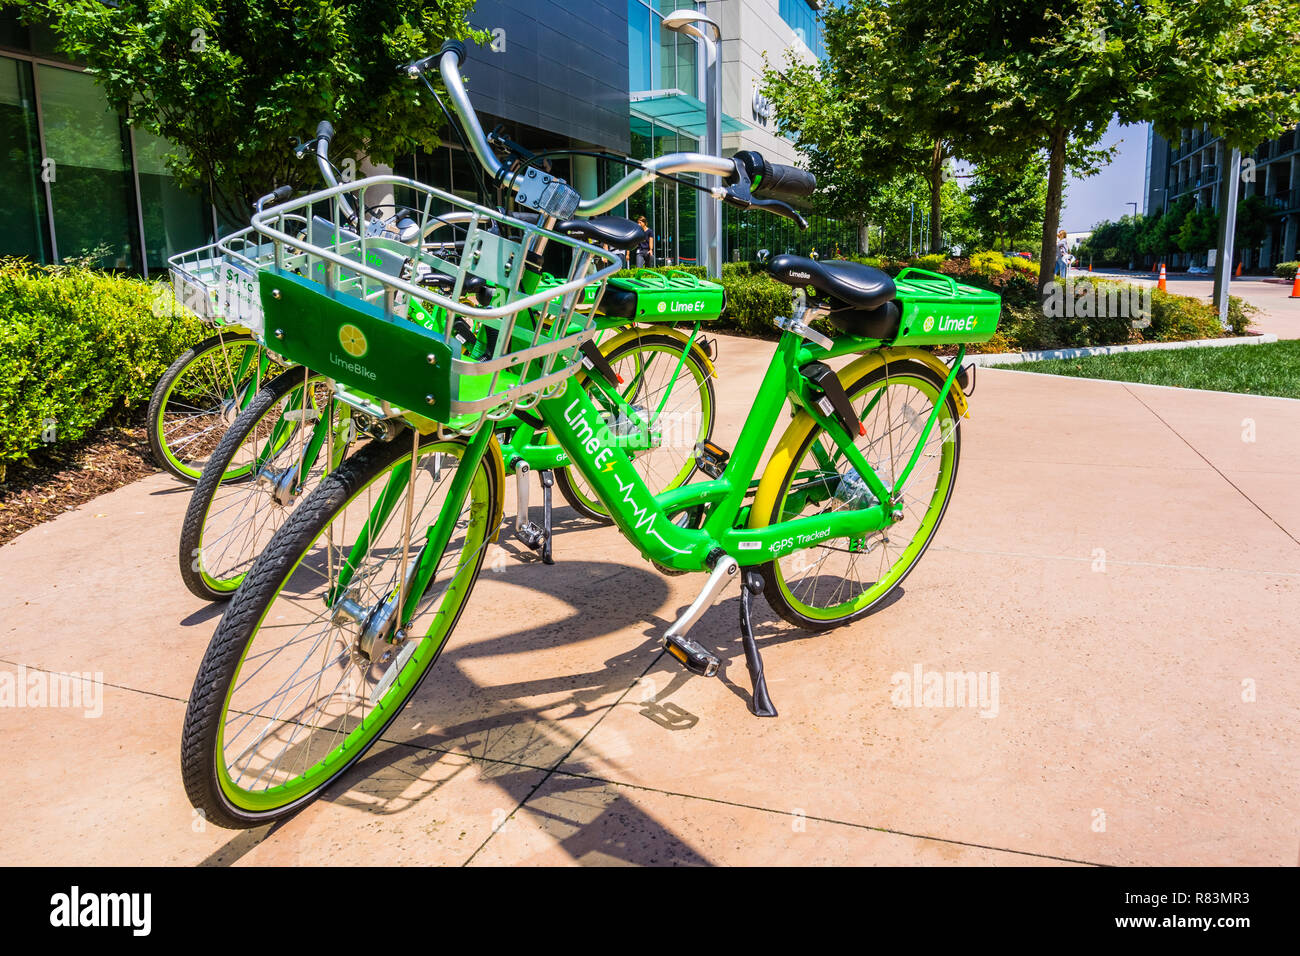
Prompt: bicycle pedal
<box><xmin>693</xmin><ymin>440</ymin><xmax>730</xmax><ymax>479</ymax></box>
<box><xmin>663</xmin><ymin>634</ymin><xmax>719</xmax><ymax>677</ymax></box>
<box><xmin>514</xmin><ymin>520</ymin><xmax>548</xmax><ymax>551</ymax></box>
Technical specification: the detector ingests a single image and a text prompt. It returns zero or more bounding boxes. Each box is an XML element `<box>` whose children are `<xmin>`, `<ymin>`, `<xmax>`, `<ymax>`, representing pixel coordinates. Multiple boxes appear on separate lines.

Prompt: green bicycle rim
<box><xmin>154</xmin><ymin>338</ymin><xmax>262</xmax><ymax>481</ymax></box>
<box><xmin>213</xmin><ymin>442</ymin><xmax>490</xmax><ymax>813</ymax></box>
<box><xmin>194</xmin><ymin>373</ymin><xmax>332</xmax><ymax>593</ymax></box>
<box><xmin>565</xmin><ymin>339</ymin><xmax>713</xmax><ymax>518</ymax></box>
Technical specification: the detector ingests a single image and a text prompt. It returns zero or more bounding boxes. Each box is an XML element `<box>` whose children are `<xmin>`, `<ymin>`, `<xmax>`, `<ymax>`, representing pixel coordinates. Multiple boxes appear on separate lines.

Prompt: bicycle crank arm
<box><xmin>511</xmin><ymin>459</ymin><xmax>550</xmax><ymax>553</ymax></box>
<box><xmin>662</xmin><ymin>554</ymin><xmax>738</xmax><ymax>677</ymax></box>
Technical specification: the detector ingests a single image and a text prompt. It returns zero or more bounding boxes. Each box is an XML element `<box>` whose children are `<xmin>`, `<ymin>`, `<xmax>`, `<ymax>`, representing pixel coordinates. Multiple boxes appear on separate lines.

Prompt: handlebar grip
<box><xmin>316</xmin><ymin>120</ymin><xmax>335</xmax><ymax>144</ymax></box>
<box><xmin>438</xmin><ymin>39</ymin><xmax>466</xmax><ymax>65</ymax></box>
<box><xmin>753</xmin><ymin>161</ymin><xmax>816</xmax><ymax>200</ymax></box>
<box><xmin>271</xmin><ymin>185</ymin><xmax>293</xmax><ymax>203</ymax></box>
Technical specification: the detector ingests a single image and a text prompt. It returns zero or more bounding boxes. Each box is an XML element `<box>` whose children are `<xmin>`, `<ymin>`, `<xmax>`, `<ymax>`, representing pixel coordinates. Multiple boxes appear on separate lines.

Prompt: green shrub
<box><xmin>910</xmin><ymin>253</ymin><xmax>945</xmax><ymax>271</ymax></box>
<box><xmin>0</xmin><ymin>258</ymin><xmax>204</xmax><ymax>472</ymax></box>
<box><xmin>1040</xmin><ymin>278</ymin><xmax>1136</xmax><ymax>348</ymax></box>
<box><xmin>608</xmin><ymin>256</ymin><xmax>1252</xmax><ymax>349</ymax></box>
<box><xmin>1274</xmin><ymin>261</ymin><xmax>1298</xmax><ymax>280</ymax></box>
<box><xmin>1144</xmin><ymin>288</ymin><xmax>1234</xmax><ymax>342</ymax></box>
<box><xmin>718</xmin><ymin>272</ymin><xmax>793</xmax><ymax>335</ymax></box>
<box><xmin>1224</xmin><ymin>296</ymin><xmax>1257</xmax><ymax>336</ymax></box>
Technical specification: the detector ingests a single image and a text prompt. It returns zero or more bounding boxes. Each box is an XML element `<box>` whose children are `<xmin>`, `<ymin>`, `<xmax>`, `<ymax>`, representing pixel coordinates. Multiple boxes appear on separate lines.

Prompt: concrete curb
<box><xmin>958</xmin><ymin>333</ymin><xmax>1279</xmax><ymax>367</ymax></box>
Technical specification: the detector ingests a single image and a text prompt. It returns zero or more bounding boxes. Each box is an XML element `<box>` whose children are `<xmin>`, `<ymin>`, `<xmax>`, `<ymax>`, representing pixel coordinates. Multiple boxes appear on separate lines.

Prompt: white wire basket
<box><xmin>249</xmin><ymin>175</ymin><xmax>621</xmax><ymax>435</ymax></box>
<box><xmin>167</xmin><ymin>219</ymin><xmax>309</xmax><ymax>338</ymax></box>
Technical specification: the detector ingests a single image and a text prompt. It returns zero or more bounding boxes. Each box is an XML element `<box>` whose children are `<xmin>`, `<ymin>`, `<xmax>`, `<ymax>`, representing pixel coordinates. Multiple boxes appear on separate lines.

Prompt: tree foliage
<box><xmin>967</xmin><ymin>155</ymin><xmax>1050</xmax><ymax>252</ymax></box>
<box><xmin>11</xmin><ymin>0</ymin><xmax>480</xmax><ymax>224</ymax></box>
<box><xmin>762</xmin><ymin>0</ymin><xmax>1300</xmax><ymax>285</ymax></box>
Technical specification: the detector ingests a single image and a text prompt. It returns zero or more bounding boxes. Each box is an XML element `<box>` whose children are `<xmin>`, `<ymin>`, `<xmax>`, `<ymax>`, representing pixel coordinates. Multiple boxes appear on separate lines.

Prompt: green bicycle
<box><xmin>180</xmin><ymin>43</ymin><xmax>996</xmax><ymax>828</ymax></box>
<box><xmin>177</xmin><ymin>126</ymin><xmax>718</xmax><ymax>600</ymax></box>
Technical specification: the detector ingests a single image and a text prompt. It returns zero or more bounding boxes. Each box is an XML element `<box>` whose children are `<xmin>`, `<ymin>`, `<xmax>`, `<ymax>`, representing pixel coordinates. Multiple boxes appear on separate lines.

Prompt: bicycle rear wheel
<box><xmin>181</xmin><ymin>429</ymin><xmax>500</xmax><ymax>828</ymax></box>
<box><xmin>755</xmin><ymin>359</ymin><xmax>961</xmax><ymax>630</ymax></box>
<box><xmin>147</xmin><ymin>333</ymin><xmax>281</xmax><ymax>481</ymax></box>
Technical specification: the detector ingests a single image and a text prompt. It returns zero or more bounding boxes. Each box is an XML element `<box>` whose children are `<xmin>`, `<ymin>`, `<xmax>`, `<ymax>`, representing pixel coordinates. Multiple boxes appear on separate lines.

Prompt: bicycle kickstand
<box><xmin>739</xmin><ymin>571</ymin><xmax>777</xmax><ymax>717</ymax></box>
<box><xmin>539</xmin><ymin>469</ymin><xmax>555</xmax><ymax>565</ymax></box>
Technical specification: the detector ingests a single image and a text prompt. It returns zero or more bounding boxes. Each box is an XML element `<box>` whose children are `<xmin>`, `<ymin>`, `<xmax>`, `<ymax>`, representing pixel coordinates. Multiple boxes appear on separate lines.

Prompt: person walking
<box><xmin>635</xmin><ymin>215</ymin><xmax>654</xmax><ymax>268</ymax></box>
<box><xmin>1054</xmin><ymin>229</ymin><xmax>1070</xmax><ymax>278</ymax></box>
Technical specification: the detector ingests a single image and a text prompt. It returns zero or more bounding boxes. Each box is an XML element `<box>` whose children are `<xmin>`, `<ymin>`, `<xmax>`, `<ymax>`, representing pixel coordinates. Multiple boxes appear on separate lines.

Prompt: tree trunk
<box><xmin>928</xmin><ymin>138</ymin><xmax>944</xmax><ymax>253</ymax></box>
<box><xmin>859</xmin><ymin>220</ymin><xmax>869</xmax><ymax>256</ymax></box>
<box><xmin>1037</xmin><ymin>124</ymin><xmax>1067</xmax><ymax>291</ymax></box>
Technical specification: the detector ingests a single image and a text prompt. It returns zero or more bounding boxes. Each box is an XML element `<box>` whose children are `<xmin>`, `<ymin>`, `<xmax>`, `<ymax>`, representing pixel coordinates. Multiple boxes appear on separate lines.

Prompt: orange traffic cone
<box><xmin>1235</xmin><ymin>261</ymin><xmax>1243</xmax><ymax>277</ymax></box>
<box><xmin>1157</xmin><ymin>262</ymin><xmax>1167</xmax><ymax>292</ymax></box>
<box><xmin>1289</xmin><ymin>271</ymin><xmax>1300</xmax><ymax>298</ymax></box>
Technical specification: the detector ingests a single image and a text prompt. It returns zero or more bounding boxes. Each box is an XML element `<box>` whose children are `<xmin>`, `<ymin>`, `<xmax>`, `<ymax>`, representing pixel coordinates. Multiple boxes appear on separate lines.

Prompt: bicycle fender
<box><xmin>593</xmin><ymin>325</ymin><xmax>717</xmax><ymax>380</ymax></box>
<box><xmin>484</xmin><ymin>433</ymin><xmax>506</xmax><ymax>542</ymax></box>
<box><xmin>748</xmin><ymin>348</ymin><xmax>965</xmax><ymax>533</ymax></box>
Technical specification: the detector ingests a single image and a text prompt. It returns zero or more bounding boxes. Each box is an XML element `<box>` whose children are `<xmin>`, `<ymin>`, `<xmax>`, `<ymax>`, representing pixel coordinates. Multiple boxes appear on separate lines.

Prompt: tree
<box><xmin>967</xmin><ymin>155</ymin><xmax>1049</xmax><ymax>252</ymax></box>
<box><xmin>786</xmin><ymin>0</ymin><xmax>1300</xmax><ymax>290</ymax></box>
<box><xmin>1139</xmin><ymin>196</ymin><xmax>1194</xmax><ymax>261</ymax></box>
<box><xmin>12</xmin><ymin>0</ymin><xmax>480</xmax><ymax>224</ymax></box>
<box><xmin>1176</xmin><ymin>205</ymin><xmax>1220</xmax><ymax>256</ymax></box>
<box><xmin>1234</xmin><ymin>195</ymin><xmax>1271</xmax><ymax>261</ymax></box>
<box><xmin>759</xmin><ymin>3</ymin><xmax>927</xmax><ymax>252</ymax></box>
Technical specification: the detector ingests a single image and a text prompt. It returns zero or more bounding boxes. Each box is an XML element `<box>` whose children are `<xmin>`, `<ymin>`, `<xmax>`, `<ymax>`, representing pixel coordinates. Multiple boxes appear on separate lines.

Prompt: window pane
<box><xmin>133</xmin><ymin>127</ymin><xmax>210</xmax><ymax>270</ymax></box>
<box><xmin>38</xmin><ymin>65</ymin><xmax>138</xmax><ymax>268</ymax></box>
<box><xmin>657</xmin><ymin>0</ymin><xmax>697</xmax><ymax>95</ymax></box>
<box><xmin>0</xmin><ymin>55</ymin><xmax>51</xmax><ymax>261</ymax></box>
<box><xmin>628</xmin><ymin>0</ymin><xmax>653</xmax><ymax>92</ymax></box>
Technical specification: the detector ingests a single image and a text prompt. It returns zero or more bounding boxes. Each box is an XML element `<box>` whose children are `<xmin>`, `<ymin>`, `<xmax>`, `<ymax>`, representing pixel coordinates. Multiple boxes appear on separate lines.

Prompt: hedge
<box><xmin>1274</xmin><ymin>261</ymin><xmax>1298</xmax><ymax>280</ymax></box>
<box><xmin>0</xmin><ymin>258</ymin><xmax>204</xmax><ymax>476</ymax></box>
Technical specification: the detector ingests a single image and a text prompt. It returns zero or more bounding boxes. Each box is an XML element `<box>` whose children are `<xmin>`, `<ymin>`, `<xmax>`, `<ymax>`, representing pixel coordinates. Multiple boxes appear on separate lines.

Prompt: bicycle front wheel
<box><xmin>147</xmin><ymin>333</ymin><xmax>282</xmax><ymax>481</ymax></box>
<box><xmin>181</xmin><ymin>429</ymin><xmax>500</xmax><ymax>828</ymax></box>
<box><xmin>755</xmin><ymin>358</ymin><xmax>961</xmax><ymax>630</ymax></box>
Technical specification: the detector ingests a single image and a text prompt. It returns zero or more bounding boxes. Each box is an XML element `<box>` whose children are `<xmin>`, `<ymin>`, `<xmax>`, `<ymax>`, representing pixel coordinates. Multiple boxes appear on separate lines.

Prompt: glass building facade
<box><xmin>0</xmin><ymin>20</ymin><xmax>210</xmax><ymax>274</ymax></box>
<box><xmin>779</xmin><ymin>0</ymin><xmax>827</xmax><ymax>59</ymax></box>
<box><xmin>2</xmin><ymin>2</ymin><xmax>847</xmax><ymax>275</ymax></box>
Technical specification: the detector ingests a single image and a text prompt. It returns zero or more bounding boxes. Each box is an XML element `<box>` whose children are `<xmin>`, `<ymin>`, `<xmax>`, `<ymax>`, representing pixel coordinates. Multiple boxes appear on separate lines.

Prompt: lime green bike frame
<box><xmin>344</xmin><ymin>332</ymin><xmax>964</xmax><ymax>627</ymax></box>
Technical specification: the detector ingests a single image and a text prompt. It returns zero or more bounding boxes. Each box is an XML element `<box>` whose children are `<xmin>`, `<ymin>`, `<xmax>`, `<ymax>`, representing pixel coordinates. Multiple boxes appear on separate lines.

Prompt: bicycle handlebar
<box><xmin>407</xmin><ymin>42</ymin><xmax>814</xmax><ymax>227</ymax></box>
<box><xmin>313</xmin><ymin>122</ymin><xmax>355</xmax><ymax>219</ymax></box>
<box><xmin>253</xmin><ymin>184</ymin><xmax>294</xmax><ymax>213</ymax></box>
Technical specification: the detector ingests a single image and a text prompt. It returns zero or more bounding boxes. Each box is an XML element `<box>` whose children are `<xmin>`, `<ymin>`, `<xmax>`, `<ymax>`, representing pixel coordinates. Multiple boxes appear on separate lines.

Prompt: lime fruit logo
<box><xmin>922</xmin><ymin>316</ymin><xmax>935</xmax><ymax>333</ymax></box>
<box><xmin>339</xmin><ymin>323</ymin><xmax>368</xmax><ymax>358</ymax></box>
<box><xmin>657</xmin><ymin>301</ymin><xmax>667</xmax><ymax>313</ymax></box>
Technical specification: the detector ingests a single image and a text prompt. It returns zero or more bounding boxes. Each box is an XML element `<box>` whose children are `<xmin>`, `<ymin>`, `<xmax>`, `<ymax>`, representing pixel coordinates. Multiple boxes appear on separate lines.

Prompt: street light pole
<box><xmin>1212</xmin><ymin>147</ymin><xmax>1242</xmax><ymax>328</ymax></box>
<box><xmin>663</xmin><ymin>9</ymin><xmax>722</xmax><ymax>278</ymax></box>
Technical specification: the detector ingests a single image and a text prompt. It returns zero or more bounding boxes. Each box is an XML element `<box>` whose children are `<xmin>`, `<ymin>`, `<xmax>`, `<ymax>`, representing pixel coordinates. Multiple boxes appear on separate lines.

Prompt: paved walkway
<box><xmin>1</xmin><ymin>335</ymin><xmax>1297</xmax><ymax>865</ymax></box>
<box><xmin>1089</xmin><ymin>270</ymin><xmax>1298</xmax><ymax>339</ymax></box>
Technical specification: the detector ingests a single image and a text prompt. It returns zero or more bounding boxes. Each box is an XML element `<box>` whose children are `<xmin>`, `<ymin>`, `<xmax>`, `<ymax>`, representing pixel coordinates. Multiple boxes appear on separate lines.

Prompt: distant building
<box><xmin>1144</xmin><ymin>123</ymin><xmax>1298</xmax><ymax>270</ymax></box>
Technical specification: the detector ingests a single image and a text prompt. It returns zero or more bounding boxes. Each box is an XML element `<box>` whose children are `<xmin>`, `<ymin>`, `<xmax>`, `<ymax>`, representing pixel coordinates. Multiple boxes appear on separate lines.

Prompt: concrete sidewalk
<box><xmin>1</xmin><ymin>335</ymin><xmax>1297</xmax><ymax>866</ymax></box>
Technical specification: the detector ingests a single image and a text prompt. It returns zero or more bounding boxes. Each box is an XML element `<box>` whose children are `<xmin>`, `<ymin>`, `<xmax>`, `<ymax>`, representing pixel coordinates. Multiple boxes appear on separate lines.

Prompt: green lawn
<box><xmin>993</xmin><ymin>340</ymin><xmax>1300</xmax><ymax>399</ymax></box>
